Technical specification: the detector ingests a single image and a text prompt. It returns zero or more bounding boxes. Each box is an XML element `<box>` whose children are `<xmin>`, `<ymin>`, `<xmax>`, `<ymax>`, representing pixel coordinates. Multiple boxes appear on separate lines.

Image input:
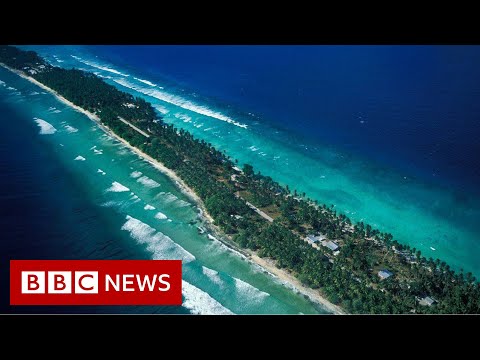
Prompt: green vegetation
<box><xmin>1</xmin><ymin>45</ymin><xmax>479</xmax><ymax>314</ymax></box>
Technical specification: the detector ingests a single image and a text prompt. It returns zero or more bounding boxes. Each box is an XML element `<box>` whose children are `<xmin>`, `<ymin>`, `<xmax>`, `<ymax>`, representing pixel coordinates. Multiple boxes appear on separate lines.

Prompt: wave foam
<box><xmin>111</xmin><ymin>77</ymin><xmax>248</xmax><ymax>129</ymax></box>
<box><xmin>33</xmin><ymin>118</ymin><xmax>57</xmax><ymax>135</ymax></box>
<box><xmin>156</xmin><ymin>192</ymin><xmax>178</xmax><ymax>204</ymax></box>
<box><xmin>74</xmin><ymin>155</ymin><xmax>86</xmax><ymax>161</ymax></box>
<box><xmin>70</xmin><ymin>55</ymin><xmax>129</xmax><ymax>77</ymax></box>
<box><xmin>207</xmin><ymin>234</ymin><xmax>218</xmax><ymax>241</ymax></box>
<box><xmin>174</xmin><ymin>113</ymin><xmax>192</xmax><ymax>123</ymax></box>
<box><xmin>130</xmin><ymin>198</ymin><xmax>141</xmax><ymax>204</ymax></box>
<box><xmin>129</xmin><ymin>192</ymin><xmax>140</xmax><ymax>202</ymax></box>
<box><xmin>97</xmin><ymin>169</ymin><xmax>106</xmax><ymax>175</ymax></box>
<box><xmin>0</xmin><ymin>80</ymin><xmax>5</xmax><ymax>86</ymax></box>
<box><xmin>182</xmin><ymin>280</ymin><xmax>233</xmax><ymax>315</ymax></box>
<box><xmin>175</xmin><ymin>199</ymin><xmax>191</xmax><ymax>208</ymax></box>
<box><xmin>154</xmin><ymin>212</ymin><xmax>168</xmax><ymax>220</ymax></box>
<box><xmin>137</xmin><ymin>175</ymin><xmax>160</xmax><ymax>188</ymax></box>
<box><xmin>100</xmin><ymin>200</ymin><xmax>125</xmax><ymax>208</ymax></box>
<box><xmin>154</xmin><ymin>105</ymin><xmax>169</xmax><ymax>114</ymax></box>
<box><xmin>134</xmin><ymin>77</ymin><xmax>157</xmax><ymax>87</ymax></box>
<box><xmin>64</xmin><ymin>125</ymin><xmax>78</xmax><ymax>133</ymax></box>
<box><xmin>144</xmin><ymin>204</ymin><xmax>156</xmax><ymax>210</ymax></box>
<box><xmin>121</xmin><ymin>215</ymin><xmax>195</xmax><ymax>264</ymax></box>
<box><xmin>106</xmin><ymin>181</ymin><xmax>130</xmax><ymax>192</ymax></box>
<box><xmin>201</xmin><ymin>266</ymin><xmax>223</xmax><ymax>286</ymax></box>
<box><xmin>233</xmin><ymin>277</ymin><xmax>270</xmax><ymax>303</ymax></box>
<box><xmin>52</xmin><ymin>55</ymin><xmax>65</xmax><ymax>63</ymax></box>
<box><xmin>130</xmin><ymin>171</ymin><xmax>143</xmax><ymax>178</ymax></box>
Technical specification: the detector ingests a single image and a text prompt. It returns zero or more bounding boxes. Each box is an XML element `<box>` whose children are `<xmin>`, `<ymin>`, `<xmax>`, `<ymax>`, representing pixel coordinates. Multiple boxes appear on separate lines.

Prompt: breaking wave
<box><xmin>175</xmin><ymin>199</ymin><xmax>191</xmax><ymax>208</ymax></box>
<box><xmin>64</xmin><ymin>124</ymin><xmax>78</xmax><ymax>133</ymax></box>
<box><xmin>201</xmin><ymin>266</ymin><xmax>224</xmax><ymax>286</ymax></box>
<box><xmin>134</xmin><ymin>77</ymin><xmax>158</xmax><ymax>87</ymax></box>
<box><xmin>130</xmin><ymin>171</ymin><xmax>143</xmax><ymax>178</ymax></box>
<box><xmin>154</xmin><ymin>105</ymin><xmax>169</xmax><ymax>114</ymax></box>
<box><xmin>70</xmin><ymin>55</ymin><xmax>129</xmax><ymax>77</ymax></box>
<box><xmin>182</xmin><ymin>280</ymin><xmax>233</xmax><ymax>315</ymax></box>
<box><xmin>154</xmin><ymin>212</ymin><xmax>168</xmax><ymax>220</ymax></box>
<box><xmin>137</xmin><ymin>175</ymin><xmax>161</xmax><ymax>188</ymax></box>
<box><xmin>111</xmin><ymin>77</ymin><xmax>248</xmax><ymax>129</ymax></box>
<box><xmin>156</xmin><ymin>192</ymin><xmax>178</xmax><ymax>204</ymax></box>
<box><xmin>33</xmin><ymin>118</ymin><xmax>56</xmax><ymax>135</ymax></box>
<box><xmin>121</xmin><ymin>215</ymin><xmax>195</xmax><ymax>264</ymax></box>
<box><xmin>174</xmin><ymin>113</ymin><xmax>192</xmax><ymax>123</ymax></box>
<box><xmin>233</xmin><ymin>277</ymin><xmax>270</xmax><ymax>303</ymax></box>
<box><xmin>106</xmin><ymin>181</ymin><xmax>130</xmax><ymax>192</ymax></box>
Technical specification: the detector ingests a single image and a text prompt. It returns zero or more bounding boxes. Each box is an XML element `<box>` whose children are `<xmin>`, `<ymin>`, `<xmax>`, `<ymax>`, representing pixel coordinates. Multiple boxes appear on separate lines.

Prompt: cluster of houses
<box><xmin>305</xmin><ymin>235</ymin><xmax>438</xmax><ymax>307</ymax></box>
<box><xmin>391</xmin><ymin>245</ymin><xmax>418</xmax><ymax>264</ymax></box>
<box><xmin>305</xmin><ymin>234</ymin><xmax>340</xmax><ymax>256</ymax></box>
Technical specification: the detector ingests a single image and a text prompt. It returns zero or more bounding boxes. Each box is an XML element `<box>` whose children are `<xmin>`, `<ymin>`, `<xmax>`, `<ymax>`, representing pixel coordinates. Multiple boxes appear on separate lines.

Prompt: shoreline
<box><xmin>2</xmin><ymin>63</ymin><xmax>345</xmax><ymax>315</ymax></box>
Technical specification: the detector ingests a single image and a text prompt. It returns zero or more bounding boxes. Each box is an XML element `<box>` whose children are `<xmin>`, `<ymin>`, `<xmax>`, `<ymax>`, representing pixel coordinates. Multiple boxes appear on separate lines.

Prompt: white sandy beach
<box><xmin>1</xmin><ymin>63</ymin><xmax>345</xmax><ymax>314</ymax></box>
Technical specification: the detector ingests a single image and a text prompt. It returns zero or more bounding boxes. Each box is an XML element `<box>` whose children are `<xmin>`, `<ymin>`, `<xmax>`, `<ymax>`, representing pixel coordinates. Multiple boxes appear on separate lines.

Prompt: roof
<box><xmin>306</xmin><ymin>235</ymin><xmax>317</xmax><ymax>243</ymax></box>
<box><xmin>424</xmin><ymin>297</ymin><xmax>436</xmax><ymax>305</ymax></box>
<box><xmin>378</xmin><ymin>270</ymin><xmax>393</xmax><ymax>279</ymax></box>
<box><xmin>325</xmin><ymin>241</ymin><xmax>339</xmax><ymax>251</ymax></box>
<box><xmin>419</xmin><ymin>296</ymin><xmax>437</xmax><ymax>306</ymax></box>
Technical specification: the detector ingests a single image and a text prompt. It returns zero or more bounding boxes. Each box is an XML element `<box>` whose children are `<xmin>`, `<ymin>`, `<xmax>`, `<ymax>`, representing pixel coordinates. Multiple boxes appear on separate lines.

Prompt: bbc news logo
<box><xmin>10</xmin><ymin>260</ymin><xmax>182</xmax><ymax>305</ymax></box>
<box><xmin>22</xmin><ymin>271</ymin><xmax>99</xmax><ymax>294</ymax></box>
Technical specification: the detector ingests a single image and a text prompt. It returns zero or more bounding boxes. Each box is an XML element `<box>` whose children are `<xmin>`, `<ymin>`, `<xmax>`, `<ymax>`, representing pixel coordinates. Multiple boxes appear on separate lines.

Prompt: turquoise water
<box><xmin>0</xmin><ymin>66</ymin><xmax>324</xmax><ymax>314</ymax></box>
<box><xmin>23</xmin><ymin>45</ymin><xmax>480</xmax><ymax>279</ymax></box>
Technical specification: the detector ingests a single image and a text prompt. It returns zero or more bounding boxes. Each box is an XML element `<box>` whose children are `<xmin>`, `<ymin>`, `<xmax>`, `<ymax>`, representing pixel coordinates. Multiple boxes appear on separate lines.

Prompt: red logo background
<box><xmin>10</xmin><ymin>260</ymin><xmax>182</xmax><ymax>305</ymax></box>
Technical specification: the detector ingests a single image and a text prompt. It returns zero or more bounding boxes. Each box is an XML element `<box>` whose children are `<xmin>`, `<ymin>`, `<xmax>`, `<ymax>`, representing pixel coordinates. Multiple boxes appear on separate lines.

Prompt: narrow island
<box><xmin>2</xmin><ymin>45</ymin><xmax>479</xmax><ymax>314</ymax></box>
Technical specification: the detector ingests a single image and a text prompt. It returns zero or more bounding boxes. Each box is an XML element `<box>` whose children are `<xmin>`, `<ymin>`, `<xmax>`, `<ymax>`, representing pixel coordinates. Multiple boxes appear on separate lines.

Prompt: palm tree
<box><xmin>466</xmin><ymin>272</ymin><xmax>475</xmax><ymax>283</ymax></box>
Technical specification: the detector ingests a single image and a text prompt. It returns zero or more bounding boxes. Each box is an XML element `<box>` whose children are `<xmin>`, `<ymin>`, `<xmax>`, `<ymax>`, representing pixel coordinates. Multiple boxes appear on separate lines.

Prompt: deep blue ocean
<box><xmin>0</xmin><ymin>98</ymin><xmax>188</xmax><ymax>314</ymax></box>
<box><xmin>2</xmin><ymin>45</ymin><xmax>480</xmax><ymax>314</ymax></box>
<box><xmin>91</xmin><ymin>45</ymin><xmax>480</xmax><ymax>192</ymax></box>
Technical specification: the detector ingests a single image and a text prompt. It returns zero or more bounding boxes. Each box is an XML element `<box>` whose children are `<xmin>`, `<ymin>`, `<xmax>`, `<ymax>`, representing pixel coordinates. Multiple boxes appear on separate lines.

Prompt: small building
<box><xmin>321</xmin><ymin>240</ymin><xmax>339</xmax><ymax>251</ymax></box>
<box><xmin>305</xmin><ymin>235</ymin><xmax>318</xmax><ymax>245</ymax></box>
<box><xmin>419</xmin><ymin>296</ymin><xmax>437</xmax><ymax>306</ymax></box>
<box><xmin>325</xmin><ymin>241</ymin><xmax>339</xmax><ymax>251</ymax></box>
<box><xmin>378</xmin><ymin>269</ymin><xmax>393</xmax><ymax>280</ymax></box>
<box><xmin>333</xmin><ymin>250</ymin><xmax>340</xmax><ymax>256</ymax></box>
